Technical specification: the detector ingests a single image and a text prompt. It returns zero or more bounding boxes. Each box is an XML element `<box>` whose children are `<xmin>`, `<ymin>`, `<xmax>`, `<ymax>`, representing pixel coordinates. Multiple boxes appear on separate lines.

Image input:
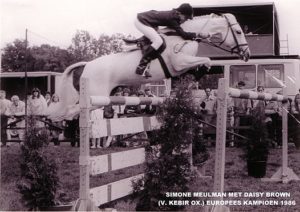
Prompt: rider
<box><xmin>135</xmin><ymin>3</ymin><xmax>210</xmax><ymax>78</ymax></box>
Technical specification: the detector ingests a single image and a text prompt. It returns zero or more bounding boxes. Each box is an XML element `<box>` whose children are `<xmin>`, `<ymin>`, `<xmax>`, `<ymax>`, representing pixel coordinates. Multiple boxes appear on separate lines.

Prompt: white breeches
<box><xmin>134</xmin><ymin>18</ymin><xmax>163</xmax><ymax>50</ymax></box>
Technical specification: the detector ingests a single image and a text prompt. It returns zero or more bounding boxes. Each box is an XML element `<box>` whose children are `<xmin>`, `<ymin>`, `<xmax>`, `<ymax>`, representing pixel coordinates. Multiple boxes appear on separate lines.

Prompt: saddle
<box><xmin>123</xmin><ymin>36</ymin><xmax>166</xmax><ymax>55</ymax></box>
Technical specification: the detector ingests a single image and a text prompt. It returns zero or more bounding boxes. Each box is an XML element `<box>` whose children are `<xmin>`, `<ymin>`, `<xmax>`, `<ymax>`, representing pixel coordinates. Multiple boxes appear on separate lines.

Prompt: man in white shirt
<box><xmin>199</xmin><ymin>87</ymin><xmax>217</xmax><ymax>115</ymax></box>
<box><xmin>0</xmin><ymin>90</ymin><xmax>11</xmax><ymax>146</ymax></box>
<box><xmin>8</xmin><ymin>95</ymin><xmax>26</xmax><ymax>141</ymax></box>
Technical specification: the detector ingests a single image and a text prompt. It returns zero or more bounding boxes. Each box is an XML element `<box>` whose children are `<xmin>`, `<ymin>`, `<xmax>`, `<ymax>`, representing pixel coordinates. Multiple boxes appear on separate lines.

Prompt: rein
<box><xmin>197</xmin><ymin>14</ymin><xmax>249</xmax><ymax>56</ymax></box>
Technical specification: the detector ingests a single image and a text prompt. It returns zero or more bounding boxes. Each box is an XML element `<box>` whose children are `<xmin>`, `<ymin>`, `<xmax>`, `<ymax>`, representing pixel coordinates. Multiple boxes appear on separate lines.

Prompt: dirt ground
<box><xmin>1</xmin><ymin>142</ymin><xmax>300</xmax><ymax>211</ymax></box>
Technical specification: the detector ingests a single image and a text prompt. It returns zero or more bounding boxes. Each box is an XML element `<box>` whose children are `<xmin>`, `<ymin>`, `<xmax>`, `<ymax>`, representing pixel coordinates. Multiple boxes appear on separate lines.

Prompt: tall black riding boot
<box><xmin>136</xmin><ymin>46</ymin><xmax>157</xmax><ymax>77</ymax></box>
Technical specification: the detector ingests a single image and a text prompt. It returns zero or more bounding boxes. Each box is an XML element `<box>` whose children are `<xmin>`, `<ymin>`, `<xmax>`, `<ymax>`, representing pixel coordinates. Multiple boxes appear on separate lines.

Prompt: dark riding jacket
<box><xmin>137</xmin><ymin>10</ymin><xmax>197</xmax><ymax>40</ymax></box>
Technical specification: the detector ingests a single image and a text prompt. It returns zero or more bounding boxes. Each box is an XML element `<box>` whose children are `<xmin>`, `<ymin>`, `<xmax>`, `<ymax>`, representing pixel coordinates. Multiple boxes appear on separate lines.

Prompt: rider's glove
<box><xmin>197</xmin><ymin>32</ymin><xmax>210</xmax><ymax>39</ymax></box>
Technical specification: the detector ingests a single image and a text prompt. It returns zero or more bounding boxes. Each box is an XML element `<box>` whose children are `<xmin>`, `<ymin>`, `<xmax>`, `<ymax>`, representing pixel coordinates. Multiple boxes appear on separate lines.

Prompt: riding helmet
<box><xmin>176</xmin><ymin>3</ymin><xmax>194</xmax><ymax>19</ymax></box>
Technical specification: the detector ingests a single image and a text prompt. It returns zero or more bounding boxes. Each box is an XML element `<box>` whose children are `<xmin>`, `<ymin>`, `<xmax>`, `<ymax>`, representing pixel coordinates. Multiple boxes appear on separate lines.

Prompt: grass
<box><xmin>1</xmin><ymin>142</ymin><xmax>300</xmax><ymax>211</ymax></box>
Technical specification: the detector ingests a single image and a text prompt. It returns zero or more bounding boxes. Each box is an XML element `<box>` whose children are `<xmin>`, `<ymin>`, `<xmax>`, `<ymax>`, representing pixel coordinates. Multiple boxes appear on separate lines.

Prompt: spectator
<box><xmin>199</xmin><ymin>87</ymin><xmax>217</xmax><ymax>115</ymax></box>
<box><xmin>28</xmin><ymin>88</ymin><xmax>47</xmax><ymax>129</ymax></box>
<box><xmin>137</xmin><ymin>90</ymin><xmax>146</xmax><ymax>112</ymax></box>
<box><xmin>0</xmin><ymin>90</ymin><xmax>11</xmax><ymax>115</ymax></box>
<box><xmin>226</xmin><ymin>96</ymin><xmax>235</xmax><ymax>146</ymax></box>
<box><xmin>290</xmin><ymin>89</ymin><xmax>300</xmax><ymax>148</ymax></box>
<box><xmin>123</xmin><ymin>88</ymin><xmax>130</xmax><ymax>97</ymax></box>
<box><xmin>144</xmin><ymin>88</ymin><xmax>156</xmax><ymax>115</ymax></box>
<box><xmin>45</xmin><ymin>93</ymin><xmax>63</xmax><ymax>146</ymax></box>
<box><xmin>170</xmin><ymin>90</ymin><xmax>177</xmax><ymax>99</ymax></box>
<box><xmin>294</xmin><ymin>88</ymin><xmax>300</xmax><ymax>114</ymax></box>
<box><xmin>49</xmin><ymin>93</ymin><xmax>59</xmax><ymax>106</ymax></box>
<box><xmin>112</xmin><ymin>91</ymin><xmax>125</xmax><ymax>118</ymax></box>
<box><xmin>137</xmin><ymin>90</ymin><xmax>145</xmax><ymax>97</ymax></box>
<box><xmin>233</xmin><ymin>81</ymin><xmax>252</xmax><ymax>136</ymax></box>
<box><xmin>7</xmin><ymin>95</ymin><xmax>25</xmax><ymax>143</ymax></box>
<box><xmin>145</xmin><ymin>87</ymin><xmax>155</xmax><ymax>97</ymax></box>
<box><xmin>90</xmin><ymin>108</ymin><xmax>104</xmax><ymax>149</ymax></box>
<box><xmin>251</xmin><ymin>86</ymin><xmax>278</xmax><ymax>145</ymax></box>
<box><xmin>251</xmin><ymin>86</ymin><xmax>266</xmax><ymax>113</ymax></box>
<box><xmin>0</xmin><ymin>90</ymin><xmax>11</xmax><ymax>147</ymax></box>
<box><xmin>227</xmin><ymin>96</ymin><xmax>235</xmax><ymax>126</ymax></box>
<box><xmin>124</xmin><ymin>92</ymin><xmax>142</xmax><ymax>116</ymax></box>
<box><xmin>199</xmin><ymin>87</ymin><xmax>217</xmax><ymax>127</ymax></box>
<box><xmin>45</xmin><ymin>91</ymin><xmax>51</xmax><ymax>107</ymax></box>
<box><xmin>45</xmin><ymin>94</ymin><xmax>60</xmax><ymax>116</ymax></box>
<box><xmin>243</xmin><ymin>25</ymin><xmax>253</xmax><ymax>35</ymax></box>
<box><xmin>28</xmin><ymin>88</ymin><xmax>47</xmax><ymax>115</ymax></box>
<box><xmin>265</xmin><ymin>99</ymin><xmax>281</xmax><ymax>146</ymax></box>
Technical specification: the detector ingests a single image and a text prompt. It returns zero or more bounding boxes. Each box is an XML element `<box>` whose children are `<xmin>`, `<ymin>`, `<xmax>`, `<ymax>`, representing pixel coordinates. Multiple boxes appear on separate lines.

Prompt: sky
<box><xmin>1</xmin><ymin>0</ymin><xmax>300</xmax><ymax>55</ymax></box>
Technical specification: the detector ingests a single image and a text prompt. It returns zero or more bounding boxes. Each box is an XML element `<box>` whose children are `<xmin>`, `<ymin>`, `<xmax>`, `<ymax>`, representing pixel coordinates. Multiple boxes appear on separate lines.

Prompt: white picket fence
<box><xmin>76</xmin><ymin>76</ymin><xmax>300</xmax><ymax>211</ymax></box>
<box><xmin>77</xmin><ymin>77</ymin><xmax>163</xmax><ymax>210</ymax></box>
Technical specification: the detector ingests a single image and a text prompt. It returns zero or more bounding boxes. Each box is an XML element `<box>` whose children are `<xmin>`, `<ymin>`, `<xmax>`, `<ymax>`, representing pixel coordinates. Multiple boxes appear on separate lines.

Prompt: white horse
<box><xmin>49</xmin><ymin>13</ymin><xmax>250</xmax><ymax>121</ymax></box>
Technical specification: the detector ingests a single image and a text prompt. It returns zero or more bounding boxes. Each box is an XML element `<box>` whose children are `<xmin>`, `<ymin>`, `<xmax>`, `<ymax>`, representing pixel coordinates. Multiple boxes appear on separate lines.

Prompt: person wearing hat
<box><xmin>135</xmin><ymin>3</ymin><xmax>210</xmax><ymax>78</ymax></box>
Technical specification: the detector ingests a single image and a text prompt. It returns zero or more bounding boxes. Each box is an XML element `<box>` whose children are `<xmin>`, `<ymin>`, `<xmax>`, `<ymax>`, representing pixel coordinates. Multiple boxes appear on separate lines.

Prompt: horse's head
<box><xmin>182</xmin><ymin>13</ymin><xmax>251</xmax><ymax>62</ymax></box>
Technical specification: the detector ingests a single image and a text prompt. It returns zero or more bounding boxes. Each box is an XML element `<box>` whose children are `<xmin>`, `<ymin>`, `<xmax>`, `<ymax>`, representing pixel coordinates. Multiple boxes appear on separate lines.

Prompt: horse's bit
<box><xmin>201</xmin><ymin>14</ymin><xmax>249</xmax><ymax>57</ymax></box>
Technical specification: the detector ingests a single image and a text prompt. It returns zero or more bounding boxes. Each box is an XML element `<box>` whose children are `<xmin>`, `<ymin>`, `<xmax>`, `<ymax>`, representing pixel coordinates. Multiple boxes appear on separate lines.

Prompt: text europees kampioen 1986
<box><xmin>157</xmin><ymin>192</ymin><xmax>296</xmax><ymax>207</ymax></box>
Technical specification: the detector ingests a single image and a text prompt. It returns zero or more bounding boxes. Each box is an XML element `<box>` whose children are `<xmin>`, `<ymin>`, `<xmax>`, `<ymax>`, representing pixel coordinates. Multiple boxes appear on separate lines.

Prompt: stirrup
<box><xmin>136</xmin><ymin>65</ymin><xmax>147</xmax><ymax>75</ymax></box>
<box><xmin>136</xmin><ymin>61</ymin><xmax>149</xmax><ymax>75</ymax></box>
<box><xmin>142</xmin><ymin>69</ymin><xmax>152</xmax><ymax>78</ymax></box>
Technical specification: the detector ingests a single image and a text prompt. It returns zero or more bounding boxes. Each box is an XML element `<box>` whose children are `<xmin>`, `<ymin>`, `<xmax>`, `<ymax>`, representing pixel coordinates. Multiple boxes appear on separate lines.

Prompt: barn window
<box><xmin>229</xmin><ymin>65</ymin><xmax>256</xmax><ymax>89</ymax></box>
<box><xmin>257</xmin><ymin>64</ymin><xmax>284</xmax><ymax>88</ymax></box>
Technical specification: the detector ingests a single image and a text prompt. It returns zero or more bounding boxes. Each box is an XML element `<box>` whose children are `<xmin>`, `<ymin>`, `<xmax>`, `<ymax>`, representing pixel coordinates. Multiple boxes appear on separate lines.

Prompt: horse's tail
<box><xmin>63</xmin><ymin>61</ymin><xmax>87</xmax><ymax>78</ymax></box>
<box><xmin>48</xmin><ymin>62</ymin><xmax>87</xmax><ymax>121</ymax></box>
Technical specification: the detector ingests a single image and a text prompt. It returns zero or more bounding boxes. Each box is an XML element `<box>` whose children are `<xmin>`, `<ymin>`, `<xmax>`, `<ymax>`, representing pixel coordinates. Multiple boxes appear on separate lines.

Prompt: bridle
<box><xmin>200</xmin><ymin>14</ymin><xmax>249</xmax><ymax>57</ymax></box>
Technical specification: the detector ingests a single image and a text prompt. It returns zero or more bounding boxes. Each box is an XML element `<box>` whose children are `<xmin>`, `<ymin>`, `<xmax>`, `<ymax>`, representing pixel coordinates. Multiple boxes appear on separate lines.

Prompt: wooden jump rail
<box><xmin>213</xmin><ymin>78</ymin><xmax>299</xmax><ymax>201</ymax></box>
<box><xmin>78</xmin><ymin>77</ymin><xmax>298</xmax><ymax>211</ymax></box>
<box><xmin>77</xmin><ymin>77</ymin><xmax>164</xmax><ymax>211</ymax></box>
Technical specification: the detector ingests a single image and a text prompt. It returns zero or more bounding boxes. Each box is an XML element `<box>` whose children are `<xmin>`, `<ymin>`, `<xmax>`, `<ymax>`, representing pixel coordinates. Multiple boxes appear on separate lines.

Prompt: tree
<box><xmin>1</xmin><ymin>40</ymin><xmax>73</xmax><ymax>72</ymax></box>
<box><xmin>31</xmin><ymin>44</ymin><xmax>74</xmax><ymax>72</ymax></box>
<box><xmin>134</xmin><ymin>76</ymin><xmax>203</xmax><ymax>211</ymax></box>
<box><xmin>1</xmin><ymin>31</ymin><xmax>131</xmax><ymax>72</ymax></box>
<box><xmin>68</xmin><ymin>30</ymin><xmax>96</xmax><ymax>61</ymax></box>
<box><xmin>1</xmin><ymin>39</ymin><xmax>35</xmax><ymax>72</ymax></box>
<box><xmin>17</xmin><ymin>118</ymin><xmax>59</xmax><ymax>210</ymax></box>
<box><xmin>68</xmin><ymin>30</ymin><xmax>128</xmax><ymax>62</ymax></box>
<box><xmin>96</xmin><ymin>33</ymin><xmax>127</xmax><ymax>55</ymax></box>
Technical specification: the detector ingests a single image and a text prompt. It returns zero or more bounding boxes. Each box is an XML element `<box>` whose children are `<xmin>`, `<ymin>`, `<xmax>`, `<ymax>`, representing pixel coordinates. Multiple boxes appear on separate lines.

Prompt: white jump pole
<box><xmin>77</xmin><ymin>77</ymin><xmax>98</xmax><ymax>211</ymax></box>
<box><xmin>213</xmin><ymin>78</ymin><xmax>229</xmax><ymax>195</ymax></box>
<box><xmin>90</xmin><ymin>96</ymin><xmax>164</xmax><ymax>106</ymax></box>
<box><xmin>210</xmin><ymin>78</ymin><xmax>230</xmax><ymax>212</ymax></box>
